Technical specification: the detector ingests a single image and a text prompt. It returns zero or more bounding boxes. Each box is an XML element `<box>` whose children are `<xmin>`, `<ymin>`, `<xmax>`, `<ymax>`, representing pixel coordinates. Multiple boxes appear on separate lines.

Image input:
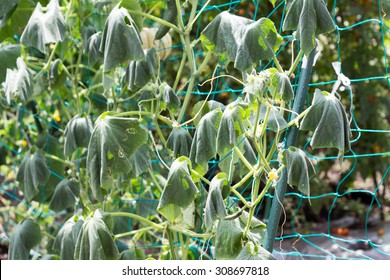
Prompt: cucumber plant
<box><xmin>0</xmin><ymin>0</ymin><xmax>350</xmax><ymax>260</ymax></box>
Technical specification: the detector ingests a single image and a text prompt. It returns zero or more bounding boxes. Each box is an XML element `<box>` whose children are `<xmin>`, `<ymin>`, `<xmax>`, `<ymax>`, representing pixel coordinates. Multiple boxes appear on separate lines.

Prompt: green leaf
<box><xmin>155</xmin><ymin>0</ymin><xmax>177</xmax><ymax>40</ymax></box>
<box><xmin>200</xmin><ymin>11</ymin><xmax>252</xmax><ymax>64</ymax></box>
<box><xmin>86</xmin><ymin>113</ymin><xmax>148</xmax><ymax>200</ymax></box>
<box><xmin>166</xmin><ymin>127</ymin><xmax>192</xmax><ymax>157</ymax></box>
<box><xmin>157</xmin><ymin>156</ymin><xmax>199</xmax><ymax>223</ymax></box>
<box><xmin>269</xmin><ymin>72</ymin><xmax>294</xmax><ymax>102</ymax></box>
<box><xmin>74</xmin><ymin>209</ymin><xmax>119</xmax><ymax>260</ymax></box>
<box><xmin>282</xmin><ymin>146</ymin><xmax>315</xmax><ymax>196</ymax></box>
<box><xmin>239</xmin><ymin>211</ymin><xmax>267</xmax><ymax>245</ymax></box>
<box><xmin>300</xmin><ymin>89</ymin><xmax>351</xmax><ymax>165</ymax></box>
<box><xmin>3</xmin><ymin>57</ymin><xmax>33</xmax><ymax>104</ymax></box>
<box><xmin>125</xmin><ymin>48</ymin><xmax>158</xmax><ymax>91</ymax></box>
<box><xmin>52</xmin><ymin>215</ymin><xmax>84</xmax><ymax>260</ymax></box>
<box><xmin>192</xmin><ymin>100</ymin><xmax>225</xmax><ymax>126</ymax></box>
<box><xmin>49</xmin><ymin>59</ymin><xmax>67</xmax><ymax>90</ymax></box>
<box><xmin>100</xmin><ymin>4</ymin><xmax>144</xmax><ymax>72</ymax></box>
<box><xmin>217</xmin><ymin>101</ymin><xmax>249</xmax><ymax>156</ymax></box>
<box><xmin>160</xmin><ymin>83</ymin><xmax>181</xmax><ymax>113</ymax></box>
<box><xmin>64</xmin><ymin>114</ymin><xmax>94</xmax><ymax>157</ymax></box>
<box><xmin>9</xmin><ymin>219</ymin><xmax>41</xmax><ymax>260</ymax></box>
<box><xmin>128</xmin><ymin>144</ymin><xmax>151</xmax><ymax>177</ymax></box>
<box><xmin>0</xmin><ymin>0</ymin><xmax>18</xmax><ymax>28</ymax></box>
<box><xmin>120</xmin><ymin>0</ymin><xmax>144</xmax><ymax>32</ymax></box>
<box><xmin>49</xmin><ymin>179</ymin><xmax>80</xmax><ymax>212</ymax></box>
<box><xmin>235</xmin><ymin>18</ymin><xmax>283</xmax><ymax>71</ymax></box>
<box><xmin>83</xmin><ymin>32</ymin><xmax>103</xmax><ymax>66</ymax></box>
<box><xmin>0</xmin><ymin>42</ymin><xmax>21</xmax><ymax>84</ymax></box>
<box><xmin>215</xmin><ymin>218</ymin><xmax>243</xmax><ymax>259</ymax></box>
<box><xmin>119</xmin><ymin>248</ymin><xmax>145</xmax><ymax>260</ymax></box>
<box><xmin>259</xmin><ymin>104</ymin><xmax>288</xmax><ymax>132</ymax></box>
<box><xmin>189</xmin><ymin>108</ymin><xmax>223</xmax><ymax>176</ymax></box>
<box><xmin>283</xmin><ymin>0</ymin><xmax>335</xmax><ymax>56</ymax></box>
<box><xmin>16</xmin><ymin>148</ymin><xmax>50</xmax><ymax>202</ymax></box>
<box><xmin>20</xmin><ymin>0</ymin><xmax>66</xmax><ymax>54</ymax></box>
<box><xmin>236</xmin><ymin>241</ymin><xmax>275</xmax><ymax>260</ymax></box>
<box><xmin>204</xmin><ymin>173</ymin><xmax>229</xmax><ymax>231</ymax></box>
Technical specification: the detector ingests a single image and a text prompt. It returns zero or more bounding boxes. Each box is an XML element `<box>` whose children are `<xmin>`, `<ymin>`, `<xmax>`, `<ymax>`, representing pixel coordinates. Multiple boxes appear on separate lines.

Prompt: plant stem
<box><xmin>128</xmin><ymin>10</ymin><xmax>182</xmax><ymax>34</ymax></box>
<box><xmin>288</xmin><ymin>50</ymin><xmax>304</xmax><ymax>77</ymax></box>
<box><xmin>148</xmin><ymin>168</ymin><xmax>164</xmax><ymax>193</ymax></box>
<box><xmin>42</xmin><ymin>231</ymin><xmax>56</xmax><ymax>240</ymax></box>
<box><xmin>273</xmin><ymin>56</ymin><xmax>284</xmax><ymax>73</ymax></box>
<box><xmin>230</xmin><ymin>188</ymin><xmax>251</xmax><ymax>208</ymax></box>
<box><xmin>173</xmin><ymin>52</ymin><xmax>187</xmax><ymax>91</ymax></box>
<box><xmin>110</xmin><ymin>212</ymin><xmax>165</xmax><ymax>230</ymax></box>
<box><xmin>191</xmin><ymin>169</ymin><xmax>211</xmax><ymax>185</ymax></box>
<box><xmin>45</xmin><ymin>154</ymin><xmax>72</xmax><ymax>166</ymax></box>
<box><xmin>169</xmin><ymin>225</ymin><xmax>212</xmax><ymax>239</ymax></box>
<box><xmin>233</xmin><ymin>146</ymin><xmax>254</xmax><ymax>171</ymax></box>
<box><xmin>114</xmin><ymin>111</ymin><xmax>172</xmax><ymax>127</ymax></box>
<box><xmin>114</xmin><ymin>225</ymin><xmax>156</xmax><ymax>240</ymax></box>
<box><xmin>167</xmin><ymin>229</ymin><xmax>178</xmax><ymax>260</ymax></box>
<box><xmin>232</xmin><ymin>169</ymin><xmax>255</xmax><ymax>190</ymax></box>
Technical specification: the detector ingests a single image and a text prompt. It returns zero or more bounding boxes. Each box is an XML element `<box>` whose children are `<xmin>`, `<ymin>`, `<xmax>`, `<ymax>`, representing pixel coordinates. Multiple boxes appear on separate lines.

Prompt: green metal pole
<box><xmin>264</xmin><ymin>49</ymin><xmax>316</xmax><ymax>253</ymax></box>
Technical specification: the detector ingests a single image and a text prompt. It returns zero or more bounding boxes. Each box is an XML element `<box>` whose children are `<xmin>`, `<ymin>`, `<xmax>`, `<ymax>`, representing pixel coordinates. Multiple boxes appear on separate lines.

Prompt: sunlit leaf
<box><xmin>300</xmin><ymin>89</ymin><xmax>351</xmax><ymax>165</ymax></box>
<box><xmin>167</xmin><ymin>127</ymin><xmax>192</xmax><ymax>157</ymax></box>
<box><xmin>74</xmin><ymin>209</ymin><xmax>119</xmax><ymax>260</ymax></box>
<box><xmin>157</xmin><ymin>156</ymin><xmax>198</xmax><ymax>223</ymax></box>
<box><xmin>87</xmin><ymin>112</ymin><xmax>148</xmax><ymax>200</ymax></box>
<box><xmin>204</xmin><ymin>173</ymin><xmax>229</xmax><ymax>231</ymax></box>
<box><xmin>64</xmin><ymin>114</ymin><xmax>94</xmax><ymax>157</ymax></box>
<box><xmin>120</xmin><ymin>0</ymin><xmax>144</xmax><ymax>31</ymax></box>
<box><xmin>160</xmin><ymin>83</ymin><xmax>180</xmax><ymax>113</ymax></box>
<box><xmin>192</xmin><ymin>100</ymin><xmax>225</xmax><ymax>126</ymax></box>
<box><xmin>190</xmin><ymin>108</ymin><xmax>223</xmax><ymax>175</ymax></box>
<box><xmin>269</xmin><ymin>71</ymin><xmax>294</xmax><ymax>102</ymax></box>
<box><xmin>215</xmin><ymin>218</ymin><xmax>243</xmax><ymax>259</ymax></box>
<box><xmin>128</xmin><ymin>144</ymin><xmax>151</xmax><ymax>177</ymax></box>
<box><xmin>282</xmin><ymin>146</ymin><xmax>315</xmax><ymax>196</ymax></box>
<box><xmin>20</xmin><ymin>0</ymin><xmax>66</xmax><ymax>54</ymax></box>
<box><xmin>155</xmin><ymin>0</ymin><xmax>176</xmax><ymax>40</ymax></box>
<box><xmin>52</xmin><ymin>215</ymin><xmax>84</xmax><ymax>260</ymax></box>
<box><xmin>49</xmin><ymin>179</ymin><xmax>80</xmax><ymax>212</ymax></box>
<box><xmin>259</xmin><ymin>104</ymin><xmax>288</xmax><ymax>132</ymax></box>
<box><xmin>16</xmin><ymin>147</ymin><xmax>50</xmax><ymax>202</ymax></box>
<box><xmin>9</xmin><ymin>219</ymin><xmax>41</xmax><ymax>260</ymax></box>
<box><xmin>100</xmin><ymin>4</ymin><xmax>144</xmax><ymax>72</ymax></box>
<box><xmin>283</xmin><ymin>0</ymin><xmax>335</xmax><ymax>56</ymax></box>
<box><xmin>3</xmin><ymin>57</ymin><xmax>33</xmax><ymax>104</ymax></box>
<box><xmin>0</xmin><ymin>42</ymin><xmax>21</xmax><ymax>83</ymax></box>
<box><xmin>236</xmin><ymin>241</ymin><xmax>275</xmax><ymax>260</ymax></box>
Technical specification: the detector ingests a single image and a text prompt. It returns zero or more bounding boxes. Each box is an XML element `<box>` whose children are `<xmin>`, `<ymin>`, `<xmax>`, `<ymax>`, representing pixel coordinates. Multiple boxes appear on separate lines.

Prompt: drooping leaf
<box><xmin>282</xmin><ymin>146</ymin><xmax>315</xmax><ymax>196</ymax></box>
<box><xmin>215</xmin><ymin>218</ymin><xmax>243</xmax><ymax>259</ymax></box>
<box><xmin>0</xmin><ymin>42</ymin><xmax>21</xmax><ymax>83</ymax></box>
<box><xmin>3</xmin><ymin>57</ymin><xmax>33</xmax><ymax>104</ymax></box>
<box><xmin>283</xmin><ymin>0</ymin><xmax>335</xmax><ymax>56</ymax></box>
<box><xmin>235</xmin><ymin>18</ymin><xmax>283</xmax><ymax>71</ymax></box>
<box><xmin>74</xmin><ymin>209</ymin><xmax>119</xmax><ymax>260</ymax></box>
<box><xmin>166</xmin><ymin>127</ymin><xmax>192</xmax><ymax>157</ymax></box>
<box><xmin>49</xmin><ymin>58</ymin><xmax>67</xmax><ymax>90</ymax></box>
<box><xmin>0</xmin><ymin>0</ymin><xmax>18</xmax><ymax>28</ymax></box>
<box><xmin>160</xmin><ymin>83</ymin><xmax>181</xmax><ymax>113</ymax></box>
<box><xmin>128</xmin><ymin>144</ymin><xmax>151</xmax><ymax>177</ymax></box>
<box><xmin>157</xmin><ymin>156</ymin><xmax>199</xmax><ymax>223</ymax></box>
<box><xmin>119</xmin><ymin>248</ymin><xmax>145</xmax><ymax>260</ymax></box>
<box><xmin>258</xmin><ymin>104</ymin><xmax>288</xmax><ymax>132</ymax></box>
<box><xmin>49</xmin><ymin>179</ymin><xmax>80</xmax><ymax>212</ymax></box>
<box><xmin>192</xmin><ymin>100</ymin><xmax>225</xmax><ymax>126</ymax></box>
<box><xmin>20</xmin><ymin>0</ymin><xmax>66</xmax><ymax>54</ymax></box>
<box><xmin>269</xmin><ymin>71</ymin><xmax>294</xmax><ymax>102</ymax></box>
<box><xmin>8</xmin><ymin>219</ymin><xmax>41</xmax><ymax>260</ymax></box>
<box><xmin>190</xmin><ymin>108</ymin><xmax>223</xmax><ymax>175</ymax></box>
<box><xmin>236</xmin><ymin>241</ymin><xmax>275</xmax><ymax>260</ymax></box>
<box><xmin>16</xmin><ymin>148</ymin><xmax>50</xmax><ymax>202</ymax></box>
<box><xmin>52</xmin><ymin>215</ymin><xmax>84</xmax><ymax>260</ymax></box>
<box><xmin>154</xmin><ymin>0</ymin><xmax>177</xmax><ymax>40</ymax></box>
<box><xmin>137</xmin><ymin>87</ymin><xmax>156</xmax><ymax>111</ymax></box>
<box><xmin>100</xmin><ymin>4</ymin><xmax>144</xmax><ymax>72</ymax></box>
<box><xmin>239</xmin><ymin>211</ymin><xmax>267</xmax><ymax>245</ymax></box>
<box><xmin>86</xmin><ymin>112</ymin><xmax>148</xmax><ymax>200</ymax></box>
<box><xmin>300</xmin><ymin>89</ymin><xmax>351</xmax><ymax>165</ymax></box>
<box><xmin>200</xmin><ymin>11</ymin><xmax>252</xmax><ymax>64</ymax></box>
<box><xmin>120</xmin><ymin>0</ymin><xmax>144</xmax><ymax>32</ymax></box>
<box><xmin>204</xmin><ymin>173</ymin><xmax>229</xmax><ymax>231</ymax></box>
<box><xmin>125</xmin><ymin>48</ymin><xmax>158</xmax><ymax>91</ymax></box>
<box><xmin>83</xmin><ymin>32</ymin><xmax>103</xmax><ymax>66</ymax></box>
<box><xmin>64</xmin><ymin>114</ymin><xmax>94</xmax><ymax>157</ymax></box>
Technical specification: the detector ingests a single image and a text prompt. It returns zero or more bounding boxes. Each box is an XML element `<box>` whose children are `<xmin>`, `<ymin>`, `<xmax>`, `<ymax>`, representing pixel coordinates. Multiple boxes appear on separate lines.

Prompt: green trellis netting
<box><xmin>0</xmin><ymin>0</ymin><xmax>389</xmax><ymax>260</ymax></box>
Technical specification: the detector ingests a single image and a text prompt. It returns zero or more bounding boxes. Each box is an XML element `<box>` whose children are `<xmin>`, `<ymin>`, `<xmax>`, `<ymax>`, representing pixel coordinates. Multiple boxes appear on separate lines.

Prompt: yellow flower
<box><xmin>21</xmin><ymin>140</ymin><xmax>28</xmax><ymax>147</ymax></box>
<box><xmin>53</xmin><ymin>109</ymin><xmax>61</xmax><ymax>122</ymax></box>
<box><xmin>7</xmin><ymin>172</ymin><xmax>15</xmax><ymax>180</ymax></box>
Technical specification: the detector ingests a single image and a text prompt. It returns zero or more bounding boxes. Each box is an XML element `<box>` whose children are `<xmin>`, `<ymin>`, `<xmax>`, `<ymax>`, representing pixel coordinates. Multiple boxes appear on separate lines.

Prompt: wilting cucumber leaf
<box><xmin>0</xmin><ymin>42</ymin><xmax>21</xmax><ymax>83</ymax></box>
<box><xmin>49</xmin><ymin>58</ymin><xmax>67</xmax><ymax>90</ymax></box>
<box><xmin>74</xmin><ymin>209</ymin><xmax>119</xmax><ymax>260</ymax></box>
<box><xmin>100</xmin><ymin>4</ymin><xmax>144</xmax><ymax>72</ymax></box>
<box><xmin>258</xmin><ymin>104</ymin><xmax>288</xmax><ymax>132</ymax></box>
<box><xmin>283</xmin><ymin>0</ymin><xmax>335</xmax><ymax>56</ymax></box>
<box><xmin>300</xmin><ymin>89</ymin><xmax>351</xmax><ymax>165</ymax></box>
<box><xmin>269</xmin><ymin>72</ymin><xmax>294</xmax><ymax>102</ymax></box>
<box><xmin>3</xmin><ymin>57</ymin><xmax>33</xmax><ymax>104</ymax></box>
<box><xmin>120</xmin><ymin>0</ymin><xmax>144</xmax><ymax>32</ymax></box>
<box><xmin>87</xmin><ymin>112</ymin><xmax>148</xmax><ymax>200</ymax></box>
<box><xmin>239</xmin><ymin>211</ymin><xmax>267</xmax><ymax>245</ymax></box>
<box><xmin>125</xmin><ymin>48</ymin><xmax>158</xmax><ymax>91</ymax></box>
<box><xmin>83</xmin><ymin>32</ymin><xmax>103</xmax><ymax>66</ymax></box>
<box><xmin>155</xmin><ymin>0</ymin><xmax>176</xmax><ymax>40</ymax></box>
<box><xmin>128</xmin><ymin>144</ymin><xmax>151</xmax><ymax>177</ymax></box>
<box><xmin>235</xmin><ymin>18</ymin><xmax>283</xmax><ymax>71</ymax></box>
<box><xmin>217</xmin><ymin>103</ymin><xmax>249</xmax><ymax>156</ymax></box>
<box><xmin>200</xmin><ymin>11</ymin><xmax>252</xmax><ymax>64</ymax></box>
<box><xmin>282</xmin><ymin>146</ymin><xmax>315</xmax><ymax>197</ymax></box>
<box><xmin>20</xmin><ymin>0</ymin><xmax>66</xmax><ymax>54</ymax></box>
<box><xmin>190</xmin><ymin>108</ymin><xmax>223</xmax><ymax>176</ymax></box>
<box><xmin>9</xmin><ymin>219</ymin><xmax>41</xmax><ymax>260</ymax></box>
<box><xmin>192</xmin><ymin>100</ymin><xmax>225</xmax><ymax>126</ymax></box>
<box><xmin>49</xmin><ymin>179</ymin><xmax>80</xmax><ymax>212</ymax></box>
<box><xmin>16</xmin><ymin>148</ymin><xmax>50</xmax><ymax>202</ymax></box>
<box><xmin>52</xmin><ymin>215</ymin><xmax>84</xmax><ymax>260</ymax></box>
<box><xmin>204</xmin><ymin>173</ymin><xmax>229</xmax><ymax>231</ymax></box>
<box><xmin>120</xmin><ymin>248</ymin><xmax>145</xmax><ymax>260</ymax></box>
<box><xmin>157</xmin><ymin>156</ymin><xmax>198</xmax><ymax>223</ymax></box>
<box><xmin>0</xmin><ymin>0</ymin><xmax>18</xmax><ymax>28</ymax></box>
<box><xmin>236</xmin><ymin>241</ymin><xmax>275</xmax><ymax>260</ymax></box>
<box><xmin>166</xmin><ymin>127</ymin><xmax>192</xmax><ymax>157</ymax></box>
<box><xmin>64</xmin><ymin>114</ymin><xmax>94</xmax><ymax>157</ymax></box>
<box><xmin>215</xmin><ymin>218</ymin><xmax>243</xmax><ymax>259</ymax></box>
<box><xmin>160</xmin><ymin>83</ymin><xmax>181</xmax><ymax>113</ymax></box>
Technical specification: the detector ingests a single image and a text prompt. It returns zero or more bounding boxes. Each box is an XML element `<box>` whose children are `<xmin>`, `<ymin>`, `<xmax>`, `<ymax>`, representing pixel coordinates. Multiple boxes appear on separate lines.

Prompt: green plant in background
<box><xmin>0</xmin><ymin>0</ymin><xmax>366</xmax><ymax>260</ymax></box>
